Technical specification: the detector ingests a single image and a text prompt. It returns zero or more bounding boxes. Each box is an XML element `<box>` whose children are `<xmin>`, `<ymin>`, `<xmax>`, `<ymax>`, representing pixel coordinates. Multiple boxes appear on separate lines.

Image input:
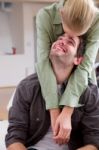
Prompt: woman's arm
<box><xmin>36</xmin><ymin>8</ymin><xmax>59</xmax><ymax>109</ymax></box>
<box><xmin>59</xmin><ymin>13</ymin><xmax>99</xmax><ymax>107</ymax></box>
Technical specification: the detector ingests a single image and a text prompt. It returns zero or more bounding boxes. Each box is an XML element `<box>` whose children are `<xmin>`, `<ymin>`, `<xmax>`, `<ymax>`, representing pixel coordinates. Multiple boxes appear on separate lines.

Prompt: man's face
<box><xmin>50</xmin><ymin>33</ymin><xmax>80</xmax><ymax>67</ymax></box>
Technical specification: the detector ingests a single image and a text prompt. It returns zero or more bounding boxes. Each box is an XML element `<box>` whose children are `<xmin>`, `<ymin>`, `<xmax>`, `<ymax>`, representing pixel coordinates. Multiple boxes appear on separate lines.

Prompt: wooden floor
<box><xmin>0</xmin><ymin>87</ymin><xmax>15</xmax><ymax>120</ymax></box>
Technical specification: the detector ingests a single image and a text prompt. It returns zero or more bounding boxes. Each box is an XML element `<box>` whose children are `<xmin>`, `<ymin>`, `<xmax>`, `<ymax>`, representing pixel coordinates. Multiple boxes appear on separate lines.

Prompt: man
<box><xmin>5</xmin><ymin>34</ymin><xmax>99</xmax><ymax>150</ymax></box>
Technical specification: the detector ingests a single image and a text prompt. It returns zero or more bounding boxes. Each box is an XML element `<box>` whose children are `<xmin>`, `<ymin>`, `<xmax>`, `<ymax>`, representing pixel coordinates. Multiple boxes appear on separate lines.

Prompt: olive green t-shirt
<box><xmin>36</xmin><ymin>0</ymin><xmax>99</xmax><ymax>109</ymax></box>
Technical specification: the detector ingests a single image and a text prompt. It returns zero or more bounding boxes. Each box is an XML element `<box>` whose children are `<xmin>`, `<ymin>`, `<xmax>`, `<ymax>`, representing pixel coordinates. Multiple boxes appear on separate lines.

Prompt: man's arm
<box><xmin>80</xmin><ymin>84</ymin><xmax>99</xmax><ymax>149</ymax></box>
<box><xmin>77</xmin><ymin>145</ymin><xmax>97</xmax><ymax>150</ymax></box>
<box><xmin>7</xmin><ymin>143</ymin><xmax>26</xmax><ymax>150</ymax></box>
<box><xmin>5</xmin><ymin>81</ymin><xmax>31</xmax><ymax>148</ymax></box>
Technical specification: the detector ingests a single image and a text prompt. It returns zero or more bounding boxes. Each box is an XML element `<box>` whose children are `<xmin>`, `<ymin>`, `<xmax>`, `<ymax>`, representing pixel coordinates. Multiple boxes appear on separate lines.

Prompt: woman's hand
<box><xmin>49</xmin><ymin>108</ymin><xmax>61</xmax><ymax>133</ymax></box>
<box><xmin>53</xmin><ymin>106</ymin><xmax>73</xmax><ymax>145</ymax></box>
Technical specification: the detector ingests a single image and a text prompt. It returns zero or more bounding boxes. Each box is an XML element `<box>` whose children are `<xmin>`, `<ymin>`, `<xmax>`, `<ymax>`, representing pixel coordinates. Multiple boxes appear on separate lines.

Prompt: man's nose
<box><xmin>62</xmin><ymin>40</ymin><xmax>67</xmax><ymax>47</ymax></box>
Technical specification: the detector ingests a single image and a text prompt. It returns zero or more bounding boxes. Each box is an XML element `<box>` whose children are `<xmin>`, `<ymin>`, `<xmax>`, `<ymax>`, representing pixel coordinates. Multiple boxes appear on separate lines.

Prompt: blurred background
<box><xmin>0</xmin><ymin>0</ymin><xmax>58</xmax><ymax>120</ymax></box>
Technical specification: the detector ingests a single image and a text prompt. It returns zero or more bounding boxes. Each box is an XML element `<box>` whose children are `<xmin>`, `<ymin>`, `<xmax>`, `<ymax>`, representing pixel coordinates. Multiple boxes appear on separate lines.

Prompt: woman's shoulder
<box><xmin>36</xmin><ymin>2</ymin><xmax>58</xmax><ymax>20</ymax></box>
<box><xmin>92</xmin><ymin>10</ymin><xmax>99</xmax><ymax>26</ymax></box>
<box><xmin>86</xmin><ymin>10</ymin><xmax>99</xmax><ymax>38</ymax></box>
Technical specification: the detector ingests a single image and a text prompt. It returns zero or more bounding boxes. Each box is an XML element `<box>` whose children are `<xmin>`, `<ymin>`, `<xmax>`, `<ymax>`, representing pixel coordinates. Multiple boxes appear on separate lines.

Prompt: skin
<box><xmin>77</xmin><ymin>145</ymin><xmax>97</xmax><ymax>150</ymax></box>
<box><xmin>7</xmin><ymin>143</ymin><xmax>26</xmax><ymax>150</ymax></box>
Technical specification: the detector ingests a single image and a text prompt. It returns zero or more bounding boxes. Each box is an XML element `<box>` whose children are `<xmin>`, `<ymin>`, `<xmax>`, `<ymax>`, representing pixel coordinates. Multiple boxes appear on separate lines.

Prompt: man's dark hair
<box><xmin>72</xmin><ymin>35</ymin><xmax>86</xmax><ymax>73</ymax></box>
<box><xmin>76</xmin><ymin>35</ymin><xmax>86</xmax><ymax>58</ymax></box>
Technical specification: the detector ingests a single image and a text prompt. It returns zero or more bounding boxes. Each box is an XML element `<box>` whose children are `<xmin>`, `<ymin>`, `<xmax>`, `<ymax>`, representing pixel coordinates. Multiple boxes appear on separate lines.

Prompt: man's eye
<box><xmin>68</xmin><ymin>40</ymin><xmax>74</xmax><ymax>46</ymax></box>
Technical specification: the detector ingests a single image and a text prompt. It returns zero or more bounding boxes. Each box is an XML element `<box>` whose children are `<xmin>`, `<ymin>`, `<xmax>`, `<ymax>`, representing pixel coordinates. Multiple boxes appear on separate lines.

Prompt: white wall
<box><xmin>0</xmin><ymin>2</ymin><xmax>52</xmax><ymax>87</ymax></box>
<box><xmin>0</xmin><ymin>55</ymin><xmax>26</xmax><ymax>87</ymax></box>
<box><xmin>8</xmin><ymin>3</ymin><xmax>24</xmax><ymax>54</ymax></box>
<box><xmin>0</xmin><ymin>4</ymin><xmax>24</xmax><ymax>54</ymax></box>
<box><xmin>22</xmin><ymin>2</ymin><xmax>49</xmax><ymax>72</ymax></box>
<box><xmin>0</xmin><ymin>12</ymin><xmax>13</xmax><ymax>53</ymax></box>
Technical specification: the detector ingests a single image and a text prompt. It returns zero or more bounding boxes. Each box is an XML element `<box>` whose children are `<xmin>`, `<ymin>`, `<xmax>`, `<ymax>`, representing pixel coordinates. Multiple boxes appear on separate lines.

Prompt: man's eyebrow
<box><xmin>69</xmin><ymin>37</ymin><xmax>76</xmax><ymax>46</ymax></box>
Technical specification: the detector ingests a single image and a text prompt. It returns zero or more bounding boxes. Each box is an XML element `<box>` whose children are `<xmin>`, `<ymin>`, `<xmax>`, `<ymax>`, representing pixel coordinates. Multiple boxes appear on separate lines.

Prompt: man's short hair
<box><xmin>72</xmin><ymin>35</ymin><xmax>86</xmax><ymax>73</ymax></box>
<box><xmin>76</xmin><ymin>35</ymin><xmax>86</xmax><ymax>58</ymax></box>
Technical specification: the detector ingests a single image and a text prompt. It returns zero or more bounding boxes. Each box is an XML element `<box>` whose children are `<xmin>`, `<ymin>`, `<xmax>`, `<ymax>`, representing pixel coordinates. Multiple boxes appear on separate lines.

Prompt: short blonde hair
<box><xmin>61</xmin><ymin>0</ymin><xmax>98</xmax><ymax>34</ymax></box>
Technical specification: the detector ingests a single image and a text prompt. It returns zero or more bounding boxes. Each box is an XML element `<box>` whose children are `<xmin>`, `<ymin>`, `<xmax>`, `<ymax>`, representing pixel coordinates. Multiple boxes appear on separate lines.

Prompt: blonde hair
<box><xmin>61</xmin><ymin>0</ymin><xmax>97</xmax><ymax>34</ymax></box>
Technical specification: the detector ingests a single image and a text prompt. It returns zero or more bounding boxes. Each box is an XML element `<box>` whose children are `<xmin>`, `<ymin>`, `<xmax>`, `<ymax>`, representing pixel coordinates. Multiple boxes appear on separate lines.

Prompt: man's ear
<box><xmin>74</xmin><ymin>57</ymin><xmax>83</xmax><ymax>65</ymax></box>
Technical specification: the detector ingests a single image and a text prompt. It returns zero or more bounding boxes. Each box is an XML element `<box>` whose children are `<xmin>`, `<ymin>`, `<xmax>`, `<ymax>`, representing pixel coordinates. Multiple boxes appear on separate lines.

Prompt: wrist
<box><xmin>62</xmin><ymin>106</ymin><xmax>74</xmax><ymax>117</ymax></box>
<box><xmin>7</xmin><ymin>142</ymin><xmax>27</xmax><ymax>150</ymax></box>
<box><xmin>76</xmin><ymin>145</ymin><xmax>98</xmax><ymax>150</ymax></box>
<box><xmin>49</xmin><ymin>108</ymin><xmax>61</xmax><ymax>117</ymax></box>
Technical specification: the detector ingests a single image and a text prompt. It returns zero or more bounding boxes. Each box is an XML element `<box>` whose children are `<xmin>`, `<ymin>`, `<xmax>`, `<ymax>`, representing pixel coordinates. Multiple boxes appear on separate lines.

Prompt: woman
<box><xmin>36</xmin><ymin>0</ymin><xmax>99</xmax><ymax>144</ymax></box>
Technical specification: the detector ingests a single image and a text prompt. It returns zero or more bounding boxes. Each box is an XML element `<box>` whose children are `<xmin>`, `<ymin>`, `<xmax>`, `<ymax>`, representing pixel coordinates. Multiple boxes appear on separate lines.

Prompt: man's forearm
<box><xmin>77</xmin><ymin>145</ymin><xmax>98</xmax><ymax>150</ymax></box>
<box><xmin>7</xmin><ymin>142</ymin><xmax>27</xmax><ymax>150</ymax></box>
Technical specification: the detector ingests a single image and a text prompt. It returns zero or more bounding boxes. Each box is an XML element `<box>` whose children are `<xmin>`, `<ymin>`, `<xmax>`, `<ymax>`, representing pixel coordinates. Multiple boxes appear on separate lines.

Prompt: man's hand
<box><xmin>49</xmin><ymin>108</ymin><xmax>61</xmax><ymax>133</ymax></box>
<box><xmin>7</xmin><ymin>142</ymin><xmax>27</xmax><ymax>150</ymax></box>
<box><xmin>77</xmin><ymin>145</ymin><xmax>98</xmax><ymax>150</ymax></box>
<box><xmin>53</xmin><ymin>106</ymin><xmax>74</xmax><ymax>145</ymax></box>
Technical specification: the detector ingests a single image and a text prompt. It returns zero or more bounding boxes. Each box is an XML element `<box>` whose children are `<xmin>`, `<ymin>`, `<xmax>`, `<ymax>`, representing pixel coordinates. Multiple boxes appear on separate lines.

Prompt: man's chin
<box><xmin>51</xmin><ymin>55</ymin><xmax>68</xmax><ymax>66</ymax></box>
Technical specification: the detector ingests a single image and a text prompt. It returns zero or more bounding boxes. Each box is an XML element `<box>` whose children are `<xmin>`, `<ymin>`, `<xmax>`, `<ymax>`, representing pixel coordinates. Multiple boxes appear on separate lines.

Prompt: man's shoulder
<box><xmin>80</xmin><ymin>82</ymin><xmax>99</xmax><ymax>105</ymax></box>
<box><xmin>13</xmin><ymin>73</ymin><xmax>41</xmax><ymax>104</ymax></box>
<box><xmin>86</xmin><ymin>82</ymin><xmax>98</xmax><ymax>95</ymax></box>
<box><xmin>17</xmin><ymin>73</ymin><xmax>40</xmax><ymax>91</ymax></box>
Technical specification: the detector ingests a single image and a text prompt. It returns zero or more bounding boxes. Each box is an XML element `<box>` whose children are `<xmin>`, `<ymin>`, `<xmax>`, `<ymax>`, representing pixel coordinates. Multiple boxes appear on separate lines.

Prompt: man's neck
<box><xmin>52</xmin><ymin>63</ymin><xmax>73</xmax><ymax>84</ymax></box>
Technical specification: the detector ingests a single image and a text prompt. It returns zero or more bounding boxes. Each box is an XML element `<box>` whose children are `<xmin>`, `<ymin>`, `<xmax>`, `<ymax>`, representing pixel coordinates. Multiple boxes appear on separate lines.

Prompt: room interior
<box><xmin>0</xmin><ymin>0</ymin><xmax>99</xmax><ymax>149</ymax></box>
<box><xmin>0</xmin><ymin>0</ymin><xmax>59</xmax><ymax>118</ymax></box>
<box><xmin>0</xmin><ymin>0</ymin><xmax>57</xmax><ymax>149</ymax></box>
